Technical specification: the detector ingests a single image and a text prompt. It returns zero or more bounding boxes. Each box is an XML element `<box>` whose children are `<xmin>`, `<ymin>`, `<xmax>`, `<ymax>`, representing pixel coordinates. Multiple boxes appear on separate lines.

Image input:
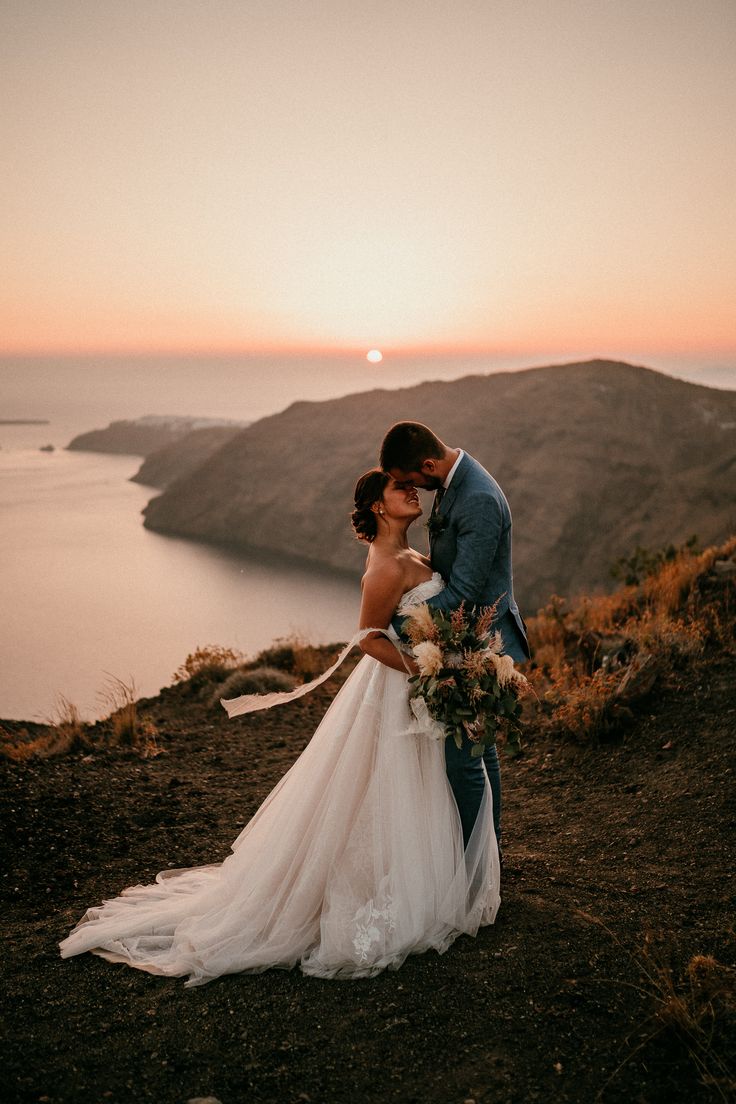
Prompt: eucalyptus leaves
<box><xmin>405</xmin><ymin>601</ymin><xmax>528</xmax><ymax>757</ymax></box>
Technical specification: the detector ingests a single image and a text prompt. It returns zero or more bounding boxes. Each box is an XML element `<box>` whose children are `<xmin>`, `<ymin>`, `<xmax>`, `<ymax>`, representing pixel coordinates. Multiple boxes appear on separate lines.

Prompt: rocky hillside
<box><xmin>67</xmin><ymin>415</ymin><xmax>247</xmax><ymax>458</ymax></box>
<box><xmin>2</xmin><ymin>543</ymin><xmax>734</xmax><ymax>1104</ymax></box>
<box><xmin>142</xmin><ymin>360</ymin><xmax>736</xmax><ymax>611</ymax></box>
<box><xmin>130</xmin><ymin>425</ymin><xmax>244</xmax><ymax>488</ymax></box>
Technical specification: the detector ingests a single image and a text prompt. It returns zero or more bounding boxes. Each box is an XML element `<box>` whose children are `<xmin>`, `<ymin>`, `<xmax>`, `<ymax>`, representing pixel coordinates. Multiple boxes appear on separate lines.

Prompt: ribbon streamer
<box><xmin>401</xmin><ymin>695</ymin><xmax>447</xmax><ymax>741</ymax></box>
<box><xmin>220</xmin><ymin>628</ymin><xmax>393</xmax><ymax>718</ymax></box>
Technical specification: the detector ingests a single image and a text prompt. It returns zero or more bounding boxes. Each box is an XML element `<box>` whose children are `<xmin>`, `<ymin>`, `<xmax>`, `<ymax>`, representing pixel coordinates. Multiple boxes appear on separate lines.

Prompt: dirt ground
<box><xmin>2</xmin><ymin>642</ymin><xmax>735</xmax><ymax>1104</ymax></box>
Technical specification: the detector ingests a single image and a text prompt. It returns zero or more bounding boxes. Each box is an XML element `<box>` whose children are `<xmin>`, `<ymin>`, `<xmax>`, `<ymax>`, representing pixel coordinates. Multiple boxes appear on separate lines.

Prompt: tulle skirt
<box><xmin>59</xmin><ymin>655</ymin><xmax>500</xmax><ymax>986</ymax></box>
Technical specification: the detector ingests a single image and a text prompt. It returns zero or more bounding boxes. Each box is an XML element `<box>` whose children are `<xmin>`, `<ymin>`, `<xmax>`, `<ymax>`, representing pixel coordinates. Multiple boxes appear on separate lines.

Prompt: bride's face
<box><xmin>377</xmin><ymin>479</ymin><xmax>422</xmax><ymax>522</ymax></box>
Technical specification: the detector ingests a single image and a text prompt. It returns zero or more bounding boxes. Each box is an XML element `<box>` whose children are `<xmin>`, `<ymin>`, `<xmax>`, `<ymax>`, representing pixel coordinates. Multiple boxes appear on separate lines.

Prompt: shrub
<box><xmin>292</xmin><ymin>644</ymin><xmax>333</xmax><ymax>681</ymax></box>
<box><xmin>610</xmin><ymin>534</ymin><xmax>700</xmax><ymax>586</ymax></box>
<box><xmin>525</xmin><ymin>533</ymin><xmax>736</xmax><ymax>742</ymax></box>
<box><xmin>248</xmin><ymin>635</ymin><xmax>343</xmax><ymax>682</ymax></box>
<box><xmin>536</xmin><ymin>665</ymin><xmax>623</xmax><ymax>742</ymax></box>
<box><xmin>0</xmin><ymin>695</ymin><xmax>91</xmax><ymax>761</ymax></box>
<box><xmin>250</xmin><ymin>641</ymin><xmax>297</xmax><ymax>672</ymax></box>
<box><xmin>628</xmin><ymin>610</ymin><xmax>706</xmax><ymax>661</ymax></box>
<box><xmin>172</xmin><ymin>644</ymin><xmax>243</xmax><ymax>691</ymax></box>
<box><xmin>212</xmin><ymin>665</ymin><xmax>298</xmax><ymax>708</ymax></box>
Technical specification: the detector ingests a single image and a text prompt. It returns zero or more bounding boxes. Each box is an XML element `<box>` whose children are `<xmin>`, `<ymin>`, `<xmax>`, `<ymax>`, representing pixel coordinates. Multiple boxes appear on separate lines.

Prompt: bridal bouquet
<box><xmin>404</xmin><ymin>601</ymin><xmax>529</xmax><ymax>757</ymax></box>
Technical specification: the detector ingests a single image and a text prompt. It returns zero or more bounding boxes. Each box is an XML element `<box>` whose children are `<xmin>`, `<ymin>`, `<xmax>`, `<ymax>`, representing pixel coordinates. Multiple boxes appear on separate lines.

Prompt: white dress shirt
<box><xmin>442</xmin><ymin>449</ymin><xmax>464</xmax><ymax>490</ymax></box>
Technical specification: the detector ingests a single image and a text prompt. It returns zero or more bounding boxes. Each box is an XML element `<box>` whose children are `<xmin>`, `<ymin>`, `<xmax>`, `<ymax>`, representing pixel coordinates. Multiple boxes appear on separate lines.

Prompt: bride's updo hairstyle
<box><xmin>351</xmin><ymin>469</ymin><xmax>391</xmax><ymax>543</ymax></box>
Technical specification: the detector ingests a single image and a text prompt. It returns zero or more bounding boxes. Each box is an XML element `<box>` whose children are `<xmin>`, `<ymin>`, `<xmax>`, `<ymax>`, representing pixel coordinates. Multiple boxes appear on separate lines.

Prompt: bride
<box><xmin>59</xmin><ymin>469</ymin><xmax>500</xmax><ymax>985</ymax></box>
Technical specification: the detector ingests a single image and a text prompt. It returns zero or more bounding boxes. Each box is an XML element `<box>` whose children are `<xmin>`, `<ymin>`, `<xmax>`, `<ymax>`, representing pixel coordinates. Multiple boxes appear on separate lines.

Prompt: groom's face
<box><xmin>387</xmin><ymin>463</ymin><xmax>444</xmax><ymax>491</ymax></box>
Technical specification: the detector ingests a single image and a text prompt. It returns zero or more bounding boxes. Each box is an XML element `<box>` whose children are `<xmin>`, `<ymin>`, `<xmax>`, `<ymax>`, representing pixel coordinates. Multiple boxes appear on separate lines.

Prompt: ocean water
<box><xmin>1</xmin><ymin>352</ymin><xmax>733</xmax><ymax>722</ymax></box>
<box><xmin>0</xmin><ymin>446</ymin><xmax>358</xmax><ymax>722</ymax></box>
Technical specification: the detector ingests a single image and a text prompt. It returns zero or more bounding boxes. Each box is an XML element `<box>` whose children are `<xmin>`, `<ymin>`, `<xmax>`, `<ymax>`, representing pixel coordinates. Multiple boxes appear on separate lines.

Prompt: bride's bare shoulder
<box><xmin>361</xmin><ymin>553</ymin><xmax>406</xmax><ymax>595</ymax></box>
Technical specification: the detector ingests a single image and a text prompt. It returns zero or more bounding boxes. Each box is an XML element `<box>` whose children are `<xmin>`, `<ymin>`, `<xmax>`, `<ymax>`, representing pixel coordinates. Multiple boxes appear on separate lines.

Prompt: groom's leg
<box><xmin>482</xmin><ymin>743</ymin><xmax>502</xmax><ymax>851</ymax></box>
<box><xmin>444</xmin><ymin>736</ymin><xmax>486</xmax><ymax>848</ymax></box>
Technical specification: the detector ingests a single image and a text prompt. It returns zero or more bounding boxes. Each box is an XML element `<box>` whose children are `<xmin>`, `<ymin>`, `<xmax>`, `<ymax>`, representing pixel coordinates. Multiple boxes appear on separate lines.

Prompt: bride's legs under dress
<box><xmin>59</xmin><ymin>657</ymin><xmax>500</xmax><ymax>986</ymax></box>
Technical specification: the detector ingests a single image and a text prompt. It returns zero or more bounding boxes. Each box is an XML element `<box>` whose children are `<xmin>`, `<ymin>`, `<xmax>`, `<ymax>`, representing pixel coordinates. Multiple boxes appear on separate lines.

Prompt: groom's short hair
<box><xmin>380</xmin><ymin>422</ymin><xmax>445</xmax><ymax>472</ymax></box>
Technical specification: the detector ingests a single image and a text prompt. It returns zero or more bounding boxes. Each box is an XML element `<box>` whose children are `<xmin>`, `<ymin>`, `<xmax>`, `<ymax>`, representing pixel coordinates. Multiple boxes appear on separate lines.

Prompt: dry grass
<box><xmin>0</xmin><ymin>694</ymin><xmax>91</xmax><ymax>761</ymax></box>
<box><xmin>536</xmin><ymin>666</ymin><xmax>623</xmax><ymax>742</ymax></box>
<box><xmin>653</xmin><ymin>949</ymin><xmax>736</xmax><ymax>1093</ymax></box>
<box><xmin>1</xmin><ymin>679</ymin><xmax>162</xmax><ymax>762</ymax></box>
<box><xmin>199</xmin><ymin>635</ymin><xmax>345</xmax><ymax>711</ymax></box>
<box><xmin>576</xmin><ymin>913</ymin><xmax>736</xmax><ymax>1101</ymax></box>
<box><xmin>172</xmin><ymin>644</ymin><xmax>244</xmax><ymax>688</ymax></box>
<box><xmin>248</xmin><ymin>634</ymin><xmax>342</xmax><ymax>683</ymax></box>
<box><xmin>627</xmin><ymin>609</ymin><xmax>706</xmax><ymax>658</ymax></box>
<box><xmin>645</xmin><ymin>535</ymin><xmax>736</xmax><ymax>616</ymax></box>
<box><xmin>97</xmin><ymin>674</ymin><xmax>161</xmax><ymax>757</ymax></box>
<box><xmin>568</xmin><ymin>585</ymin><xmax>642</xmax><ymax>636</ymax></box>
<box><xmin>291</xmin><ymin>642</ymin><xmax>336</xmax><ymax>681</ymax></box>
<box><xmin>525</xmin><ymin>534</ymin><xmax>736</xmax><ymax>742</ymax></box>
<box><xmin>171</xmin><ymin>638</ymin><xmax>338</xmax><ymax>696</ymax></box>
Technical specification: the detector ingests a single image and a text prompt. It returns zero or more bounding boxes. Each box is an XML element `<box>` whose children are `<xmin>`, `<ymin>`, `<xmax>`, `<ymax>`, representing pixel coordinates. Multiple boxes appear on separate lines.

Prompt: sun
<box><xmin>366</xmin><ymin>349</ymin><xmax>383</xmax><ymax>363</ymax></box>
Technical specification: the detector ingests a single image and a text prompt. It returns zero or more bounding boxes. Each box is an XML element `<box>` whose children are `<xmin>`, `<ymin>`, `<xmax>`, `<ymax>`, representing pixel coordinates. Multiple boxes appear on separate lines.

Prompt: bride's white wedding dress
<box><xmin>59</xmin><ymin>573</ymin><xmax>500</xmax><ymax>986</ymax></box>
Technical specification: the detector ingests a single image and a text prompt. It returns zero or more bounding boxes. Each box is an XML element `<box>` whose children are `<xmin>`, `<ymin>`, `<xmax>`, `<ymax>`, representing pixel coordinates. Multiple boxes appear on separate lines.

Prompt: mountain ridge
<box><xmin>141</xmin><ymin>359</ymin><xmax>736</xmax><ymax>610</ymax></box>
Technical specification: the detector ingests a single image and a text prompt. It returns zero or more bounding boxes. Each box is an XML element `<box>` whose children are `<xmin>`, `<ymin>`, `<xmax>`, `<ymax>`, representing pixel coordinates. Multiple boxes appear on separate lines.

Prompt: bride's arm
<box><xmin>358</xmin><ymin>562</ymin><xmax>418</xmax><ymax>675</ymax></box>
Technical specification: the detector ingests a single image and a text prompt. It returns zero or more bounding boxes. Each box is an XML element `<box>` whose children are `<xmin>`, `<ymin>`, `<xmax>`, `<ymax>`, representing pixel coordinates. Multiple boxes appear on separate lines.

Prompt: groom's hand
<box><xmin>402</xmin><ymin>654</ymin><xmax>419</xmax><ymax>677</ymax></box>
<box><xmin>390</xmin><ymin>610</ymin><xmax>409</xmax><ymax>641</ymax></box>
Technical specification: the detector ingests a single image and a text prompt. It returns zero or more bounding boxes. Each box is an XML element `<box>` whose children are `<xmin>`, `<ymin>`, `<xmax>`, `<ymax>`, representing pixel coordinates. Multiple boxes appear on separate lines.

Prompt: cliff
<box><xmin>67</xmin><ymin>415</ymin><xmax>247</xmax><ymax>458</ymax></box>
<box><xmin>141</xmin><ymin>360</ymin><xmax>736</xmax><ymax>611</ymax></box>
<box><xmin>130</xmin><ymin>425</ymin><xmax>244</xmax><ymax>488</ymax></box>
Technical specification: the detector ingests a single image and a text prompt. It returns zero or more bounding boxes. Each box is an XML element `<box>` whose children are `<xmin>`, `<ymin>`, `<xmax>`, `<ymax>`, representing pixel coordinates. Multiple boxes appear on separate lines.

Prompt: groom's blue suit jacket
<box><xmin>399</xmin><ymin>451</ymin><xmax>531</xmax><ymax>664</ymax></box>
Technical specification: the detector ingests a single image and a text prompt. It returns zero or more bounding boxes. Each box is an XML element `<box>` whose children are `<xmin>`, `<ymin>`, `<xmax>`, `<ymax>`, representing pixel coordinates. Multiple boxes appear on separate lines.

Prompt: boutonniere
<box><xmin>426</xmin><ymin>512</ymin><xmax>449</xmax><ymax>538</ymax></box>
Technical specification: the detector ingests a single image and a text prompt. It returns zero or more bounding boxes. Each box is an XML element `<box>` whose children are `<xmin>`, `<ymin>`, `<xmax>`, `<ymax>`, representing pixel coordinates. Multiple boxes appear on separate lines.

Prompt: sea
<box><xmin>1</xmin><ymin>352</ymin><xmax>734</xmax><ymax>722</ymax></box>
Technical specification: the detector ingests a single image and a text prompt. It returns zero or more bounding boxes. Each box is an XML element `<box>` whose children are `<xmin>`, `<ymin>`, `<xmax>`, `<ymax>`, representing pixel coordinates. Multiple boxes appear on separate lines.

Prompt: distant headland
<box><xmin>67</xmin><ymin>414</ymin><xmax>249</xmax><ymax>460</ymax></box>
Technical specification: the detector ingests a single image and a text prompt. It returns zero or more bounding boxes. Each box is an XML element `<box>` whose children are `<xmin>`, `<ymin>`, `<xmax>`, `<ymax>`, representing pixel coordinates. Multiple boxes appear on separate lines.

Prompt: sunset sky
<box><xmin>2</xmin><ymin>0</ymin><xmax>735</xmax><ymax>358</ymax></box>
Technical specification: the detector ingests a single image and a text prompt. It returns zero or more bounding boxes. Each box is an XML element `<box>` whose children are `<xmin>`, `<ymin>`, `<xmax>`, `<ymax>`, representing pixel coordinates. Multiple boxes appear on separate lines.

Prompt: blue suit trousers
<box><xmin>444</xmin><ymin>735</ymin><xmax>502</xmax><ymax>850</ymax></box>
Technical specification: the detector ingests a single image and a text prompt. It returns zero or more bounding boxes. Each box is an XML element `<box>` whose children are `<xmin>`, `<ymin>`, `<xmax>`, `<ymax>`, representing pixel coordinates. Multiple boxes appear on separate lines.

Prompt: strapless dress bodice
<box><xmin>397</xmin><ymin>571</ymin><xmax>445</xmax><ymax>612</ymax></box>
<box><xmin>385</xmin><ymin>572</ymin><xmax>445</xmax><ymax>645</ymax></box>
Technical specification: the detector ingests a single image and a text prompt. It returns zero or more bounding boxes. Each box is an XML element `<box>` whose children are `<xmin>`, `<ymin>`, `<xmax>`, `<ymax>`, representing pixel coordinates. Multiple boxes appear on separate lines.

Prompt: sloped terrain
<box><xmin>141</xmin><ymin>360</ymin><xmax>736</xmax><ymax>610</ymax></box>
<box><xmin>2</xmin><ymin>586</ymin><xmax>734</xmax><ymax>1103</ymax></box>
<box><xmin>130</xmin><ymin>425</ymin><xmax>244</xmax><ymax>489</ymax></box>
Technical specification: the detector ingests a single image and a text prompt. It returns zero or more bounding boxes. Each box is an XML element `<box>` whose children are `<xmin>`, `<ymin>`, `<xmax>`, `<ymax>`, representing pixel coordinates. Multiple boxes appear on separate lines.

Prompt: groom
<box><xmin>380</xmin><ymin>421</ymin><xmax>530</xmax><ymax>860</ymax></box>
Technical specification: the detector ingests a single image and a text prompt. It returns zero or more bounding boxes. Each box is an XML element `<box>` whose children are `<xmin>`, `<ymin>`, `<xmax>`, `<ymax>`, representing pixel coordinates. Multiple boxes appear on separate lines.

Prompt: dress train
<box><xmin>59</xmin><ymin>576</ymin><xmax>500</xmax><ymax>985</ymax></box>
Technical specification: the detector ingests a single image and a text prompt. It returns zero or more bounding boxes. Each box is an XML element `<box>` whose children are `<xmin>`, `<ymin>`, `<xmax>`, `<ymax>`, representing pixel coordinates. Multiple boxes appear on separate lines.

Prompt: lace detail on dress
<box><xmin>352</xmin><ymin>894</ymin><xmax>397</xmax><ymax>963</ymax></box>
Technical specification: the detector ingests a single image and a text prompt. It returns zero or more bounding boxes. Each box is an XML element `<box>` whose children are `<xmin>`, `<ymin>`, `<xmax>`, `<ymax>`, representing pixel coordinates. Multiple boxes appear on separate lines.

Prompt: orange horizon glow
<box><xmin>2</xmin><ymin>333</ymin><xmax>735</xmax><ymax>361</ymax></box>
<box><xmin>2</xmin><ymin>2</ymin><xmax>734</xmax><ymax>365</ymax></box>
